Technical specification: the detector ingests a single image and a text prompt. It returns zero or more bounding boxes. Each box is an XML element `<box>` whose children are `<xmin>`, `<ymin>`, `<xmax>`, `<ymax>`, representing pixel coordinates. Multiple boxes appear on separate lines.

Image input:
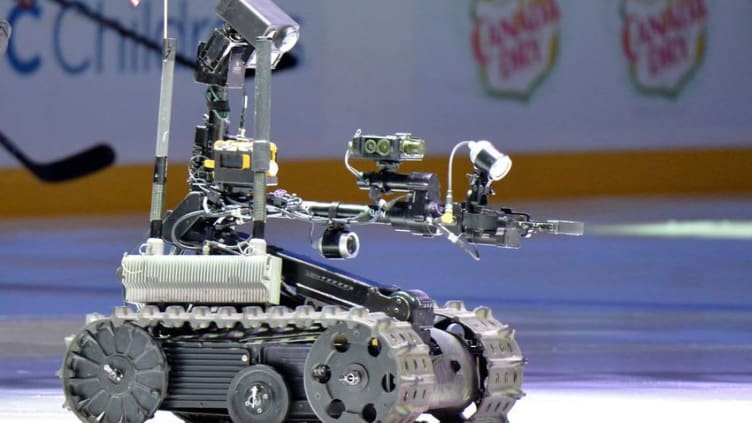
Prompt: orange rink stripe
<box><xmin>2</xmin><ymin>147</ymin><xmax>751</xmax><ymax>218</ymax></box>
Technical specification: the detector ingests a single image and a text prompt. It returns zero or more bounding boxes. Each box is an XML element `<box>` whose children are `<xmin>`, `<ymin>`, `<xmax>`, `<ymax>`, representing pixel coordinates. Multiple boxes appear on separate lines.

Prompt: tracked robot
<box><xmin>60</xmin><ymin>1</ymin><xmax>583</xmax><ymax>422</ymax></box>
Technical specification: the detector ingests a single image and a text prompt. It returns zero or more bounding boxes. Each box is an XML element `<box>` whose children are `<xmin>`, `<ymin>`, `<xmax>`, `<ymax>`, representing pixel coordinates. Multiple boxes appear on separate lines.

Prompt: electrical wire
<box><xmin>206</xmin><ymin>88</ymin><xmax>230</xmax><ymax>123</ymax></box>
<box><xmin>344</xmin><ymin>149</ymin><xmax>362</xmax><ymax>178</ymax></box>
<box><xmin>169</xmin><ymin>209</ymin><xmax>214</xmax><ymax>250</ymax></box>
<box><xmin>163</xmin><ymin>177</ymin><xmax>406</xmax><ymax>254</ymax></box>
<box><xmin>187</xmin><ymin>155</ymin><xmax>213</xmax><ymax>193</ymax></box>
<box><xmin>431</xmin><ymin>217</ymin><xmax>480</xmax><ymax>261</ymax></box>
<box><xmin>445</xmin><ymin>140</ymin><xmax>472</xmax><ymax>209</ymax></box>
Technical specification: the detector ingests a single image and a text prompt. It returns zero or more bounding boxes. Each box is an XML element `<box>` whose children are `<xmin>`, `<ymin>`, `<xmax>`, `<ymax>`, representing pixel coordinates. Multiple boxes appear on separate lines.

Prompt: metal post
<box><xmin>146</xmin><ymin>37</ymin><xmax>177</xmax><ymax>255</ymax></box>
<box><xmin>251</xmin><ymin>37</ymin><xmax>273</xmax><ymax>242</ymax></box>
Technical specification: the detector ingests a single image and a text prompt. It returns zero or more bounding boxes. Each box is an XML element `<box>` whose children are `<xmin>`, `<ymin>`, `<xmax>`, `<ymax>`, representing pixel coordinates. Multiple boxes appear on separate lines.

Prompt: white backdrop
<box><xmin>0</xmin><ymin>0</ymin><xmax>750</xmax><ymax>167</ymax></box>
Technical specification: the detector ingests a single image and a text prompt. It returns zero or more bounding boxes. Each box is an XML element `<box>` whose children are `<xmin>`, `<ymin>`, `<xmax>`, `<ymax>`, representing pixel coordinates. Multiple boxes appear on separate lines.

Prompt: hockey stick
<box><xmin>0</xmin><ymin>129</ymin><xmax>115</xmax><ymax>183</ymax></box>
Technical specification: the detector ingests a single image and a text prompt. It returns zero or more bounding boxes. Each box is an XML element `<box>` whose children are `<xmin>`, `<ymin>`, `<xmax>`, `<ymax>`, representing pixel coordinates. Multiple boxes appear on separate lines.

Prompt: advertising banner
<box><xmin>471</xmin><ymin>0</ymin><xmax>561</xmax><ymax>99</ymax></box>
<box><xmin>621</xmin><ymin>0</ymin><xmax>708</xmax><ymax>96</ymax></box>
<box><xmin>0</xmin><ymin>0</ymin><xmax>750</xmax><ymax>170</ymax></box>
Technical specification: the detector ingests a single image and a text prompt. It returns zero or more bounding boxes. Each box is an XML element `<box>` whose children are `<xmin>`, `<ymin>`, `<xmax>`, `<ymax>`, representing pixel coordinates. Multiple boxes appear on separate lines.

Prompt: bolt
<box><xmin>339</xmin><ymin>370</ymin><xmax>362</xmax><ymax>386</ymax></box>
<box><xmin>102</xmin><ymin>364</ymin><xmax>124</xmax><ymax>383</ymax></box>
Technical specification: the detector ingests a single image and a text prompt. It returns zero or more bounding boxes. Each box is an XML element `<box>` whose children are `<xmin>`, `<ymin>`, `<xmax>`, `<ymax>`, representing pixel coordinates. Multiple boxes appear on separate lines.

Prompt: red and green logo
<box><xmin>621</xmin><ymin>0</ymin><xmax>708</xmax><ymax>97</ymax></box>
<box><xmin>471</xmin><ymin>0</ymin><xmax>561</xmax><ymax>100</ymax></box>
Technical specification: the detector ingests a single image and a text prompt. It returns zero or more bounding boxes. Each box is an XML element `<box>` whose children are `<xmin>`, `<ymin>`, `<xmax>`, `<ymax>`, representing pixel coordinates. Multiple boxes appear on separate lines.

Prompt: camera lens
<box><xmin>363</xmin><ymin>139</ymin><xmax>378</xmax><ymax>154</ymax></box>
<box><xmin>376</xmin><ymin>139</ymin><xmax>391</xmax><ymax>156</ymax></box>
<box><xmin>345</xmin><ymin>235</ymin><xmax>357</xmax><ymax>255</ymax></box>
<box><xmin>318</xmin><ymin>228</ymin><xmax>360</xmax><ymax>259</ymax></box>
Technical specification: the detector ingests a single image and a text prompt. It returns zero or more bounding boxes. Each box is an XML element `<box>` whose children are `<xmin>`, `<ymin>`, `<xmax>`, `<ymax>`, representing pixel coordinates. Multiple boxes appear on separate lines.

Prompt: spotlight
<box><xmin>317</xmin><ymin>227</ymin><xmax>360</xmax><ymax>259</ymax></box>
<box><xmin>468</xmin><ymin>140</ymin><xmax>512</xmax><ymax>181</ymax></box>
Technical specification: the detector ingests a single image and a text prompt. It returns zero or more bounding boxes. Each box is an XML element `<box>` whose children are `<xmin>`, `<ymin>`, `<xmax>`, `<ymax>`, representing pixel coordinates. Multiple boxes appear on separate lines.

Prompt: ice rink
<box><xmin>1</xmin><ymin>197</ymin><xmax>751</xmax><ymax>422</ymax></box>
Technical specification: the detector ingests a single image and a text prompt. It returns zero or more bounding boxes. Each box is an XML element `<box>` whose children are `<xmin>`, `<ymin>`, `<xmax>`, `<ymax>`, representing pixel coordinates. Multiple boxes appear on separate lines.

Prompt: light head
<box><xmin>216</xmin><ymin>0</ymin><xmax>300</xmax><ymax>69</ymax></box>
<box><xmin>468</xmin><ymin>140</ymin><xmax>512</xmax><ymax>182</ymax></box>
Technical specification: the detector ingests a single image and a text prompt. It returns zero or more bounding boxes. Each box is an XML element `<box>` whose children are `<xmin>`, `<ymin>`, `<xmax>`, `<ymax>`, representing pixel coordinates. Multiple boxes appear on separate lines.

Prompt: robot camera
<box><xmin>317</xmin><ymin>226</ymin><xmax>360</xmax><ymax>260</ymax></box>
<box><xmin>349</xmin><ymin>131</ymin><xmax>425</xmax><ymax>165</ymax></box>
<box><xmin>216</xmin><ymin>0</ymin><xmax>300</xmax><ymax>68</ymax></box>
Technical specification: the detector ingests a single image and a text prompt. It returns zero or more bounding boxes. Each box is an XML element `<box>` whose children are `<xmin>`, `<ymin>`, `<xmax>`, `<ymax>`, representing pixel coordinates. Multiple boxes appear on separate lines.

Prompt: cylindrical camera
<box><xmin>317</xmin><ymin>227</ymin><xmax>360</xmax><ymax>259</ymax></box>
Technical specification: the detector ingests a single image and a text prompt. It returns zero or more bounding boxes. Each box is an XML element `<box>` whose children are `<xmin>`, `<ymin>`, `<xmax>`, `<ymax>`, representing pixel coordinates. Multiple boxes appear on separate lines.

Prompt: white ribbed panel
<box><xmin>120</xmin><ymin>254</ymin><xmax>281</xmax><ymax>304</ymax></box>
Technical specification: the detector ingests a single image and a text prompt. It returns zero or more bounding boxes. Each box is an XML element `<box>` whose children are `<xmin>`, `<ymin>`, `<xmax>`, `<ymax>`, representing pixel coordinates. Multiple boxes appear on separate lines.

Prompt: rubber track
<box><xmin>87</xmin><ymin>304</ymin><xmax>436</xmax><ymax>423</ymax></box>
<box><xmin>434</xmin><ymin>301</ymin><xmax>525</xmax><ymax>423</ymax></box>
<box><xmin>78</xmin><ymin>301</ymin><xmax>524</xmax><ymax>422</ymax></box>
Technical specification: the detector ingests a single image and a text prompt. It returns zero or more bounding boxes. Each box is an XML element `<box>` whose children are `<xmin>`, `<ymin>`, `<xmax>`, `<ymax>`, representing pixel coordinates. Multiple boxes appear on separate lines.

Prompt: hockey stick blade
<box><xmin>0</xmin><ymin>130</ymin><xmax>116</xmax><ymax>183</ymax></box>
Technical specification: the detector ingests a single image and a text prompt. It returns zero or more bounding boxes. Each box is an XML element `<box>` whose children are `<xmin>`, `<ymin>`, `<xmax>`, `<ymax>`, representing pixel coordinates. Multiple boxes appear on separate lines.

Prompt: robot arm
<box><xmin>277</xmin><ymin>196</ymin><xmax>583</xmax><ymax>259</ymax></box>
<box><xmin>267</xmin><ymin>133</ymin><xmax>583</xmax><ymax>260</ymax></box>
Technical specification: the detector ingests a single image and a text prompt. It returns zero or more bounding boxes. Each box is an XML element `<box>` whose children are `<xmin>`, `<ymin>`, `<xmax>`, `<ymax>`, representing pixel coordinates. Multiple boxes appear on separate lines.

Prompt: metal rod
<box><xmin>253</xmin><ymin>38</ymin><xmax>272</xmax><ymax>143</ymax></box>
<box><xmin>148</xmin><ymin>37</ymin><xmax>177</xmax><ymax>242</ymax></box>
<box><xmin>163</xmin><ymin>0</ymin><xmax>168</xmax><ymax>39</ymax></box>
<box><xmin>238</xmin><ymin>83</ymin><xmax>248</xmax><ymax>138</ymax></box>
<box><xmin>251</xmin><ymin>37</ymin><xmax>273</xmax><ymax>240</ymax></box>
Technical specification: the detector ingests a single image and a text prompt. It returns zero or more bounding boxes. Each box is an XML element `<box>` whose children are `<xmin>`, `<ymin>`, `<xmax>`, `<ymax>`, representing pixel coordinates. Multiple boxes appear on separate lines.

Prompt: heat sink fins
<box><xmin>120</xmin><ymin>254</ymin><xmax>281</xmax><ymax>304</ymax></box>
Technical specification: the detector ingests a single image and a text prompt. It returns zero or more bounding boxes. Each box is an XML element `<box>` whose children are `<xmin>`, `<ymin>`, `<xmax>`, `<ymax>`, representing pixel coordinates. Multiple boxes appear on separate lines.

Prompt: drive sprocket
<box><xmin>61</xmin><ymin>319</ymin><xmax>169</xmax><ymax>423</ymax></box>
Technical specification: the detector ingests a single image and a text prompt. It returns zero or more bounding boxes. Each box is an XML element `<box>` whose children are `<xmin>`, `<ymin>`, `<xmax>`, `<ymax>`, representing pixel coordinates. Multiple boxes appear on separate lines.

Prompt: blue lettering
<box><xmin>118</xmin><ymin>25</ymin><xmax>127</xmax><ymax>73</ymax></box>
<box><xmin>129</xmin><ymin>17</ymin><xmax>139</xmax><ymax>72</ymax></box>
<box><xmin>5</xmin><ymin>0</ymin><xmax>230</xmax><ymax>77</ymax></box>
<box><xmin>142</xmin><ymin>1</ymin><xmax>152</xmax><ymax>72</ymax></box>
<box><xmin>95</xmin><ymin>0</ymin><xmax>105</xmax><ymax>73</ymax></box>
<box><xmin>7</xmin><ymin>4</ymin><xmax>42</xmax><ymax>75</ymax></box>
<box><xmin>54</xmin><ymin>4</ymin><xmax>91</xmax><ymax>75</ymax></box>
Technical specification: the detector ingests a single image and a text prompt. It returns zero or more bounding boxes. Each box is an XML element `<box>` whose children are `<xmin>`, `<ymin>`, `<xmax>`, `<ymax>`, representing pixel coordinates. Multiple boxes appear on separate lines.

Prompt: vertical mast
<box><xmin>251</xmin><ymin>37</ymin><xmax>273</xmax><ymax>242</ymax></box>
<box><xmin>146</xmin><ymin>0</ymin><xmax>176</xmax><ymax>255</ymax></box>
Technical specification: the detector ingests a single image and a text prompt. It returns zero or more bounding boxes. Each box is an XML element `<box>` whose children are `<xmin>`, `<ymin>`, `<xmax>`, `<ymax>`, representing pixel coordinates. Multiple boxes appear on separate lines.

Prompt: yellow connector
<box><xmin>268</xmin><ymin>142</ymin><xmax>279</xmax><ymax>177</ymax></box>
<box><xmin>441</xmin><ymin>193</ymin><xmax>455</xmax><ymax>224</ymax></box>
<box><xmin>441</xmin><ymin>210</ymin><xmax>454</xmax><ymax>225</ymax></box>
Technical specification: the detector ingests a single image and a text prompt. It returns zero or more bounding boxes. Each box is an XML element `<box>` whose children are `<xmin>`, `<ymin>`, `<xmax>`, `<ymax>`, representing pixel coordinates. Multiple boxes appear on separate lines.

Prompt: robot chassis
<box><xmin>60</xmin><ymin>1</ymin><xmax>583</xmax><ymax>422</ymax></box>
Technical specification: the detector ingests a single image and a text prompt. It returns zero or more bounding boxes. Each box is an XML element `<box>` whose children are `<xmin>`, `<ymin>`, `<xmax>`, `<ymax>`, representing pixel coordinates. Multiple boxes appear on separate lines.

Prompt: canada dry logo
<box><xmin>621</xmin><ymin>0</ymin><xmax>708</xmax><ymax>97</ymax></box>
<box><xmin>471</xmin><ymin>0</ymin><xmax>561</xmax><ymax>100</ymax></box>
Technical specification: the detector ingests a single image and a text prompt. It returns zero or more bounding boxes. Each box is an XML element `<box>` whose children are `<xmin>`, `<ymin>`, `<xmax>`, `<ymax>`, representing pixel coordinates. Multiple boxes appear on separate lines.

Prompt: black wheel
<box><xmin>304</xmin><ymin>323</ymin><xmax>415</xmax><ymax>423</ymax></box>
<box><xmin>61</xmin><ymin>319</ymin><xmax>168</xmax><ymax>423</ymax></box>
<box><xmin>227</xmin><ymin>364</ymin><xmax>291</xmax><ymax>423</ymax></box>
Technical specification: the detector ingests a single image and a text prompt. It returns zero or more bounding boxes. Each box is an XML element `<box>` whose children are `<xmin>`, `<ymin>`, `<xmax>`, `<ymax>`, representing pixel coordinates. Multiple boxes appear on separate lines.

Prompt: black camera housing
<box><xmin>317</xmin><ymin>226</ymin><xmax>360</xmax><ymax>259</ymax></box>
